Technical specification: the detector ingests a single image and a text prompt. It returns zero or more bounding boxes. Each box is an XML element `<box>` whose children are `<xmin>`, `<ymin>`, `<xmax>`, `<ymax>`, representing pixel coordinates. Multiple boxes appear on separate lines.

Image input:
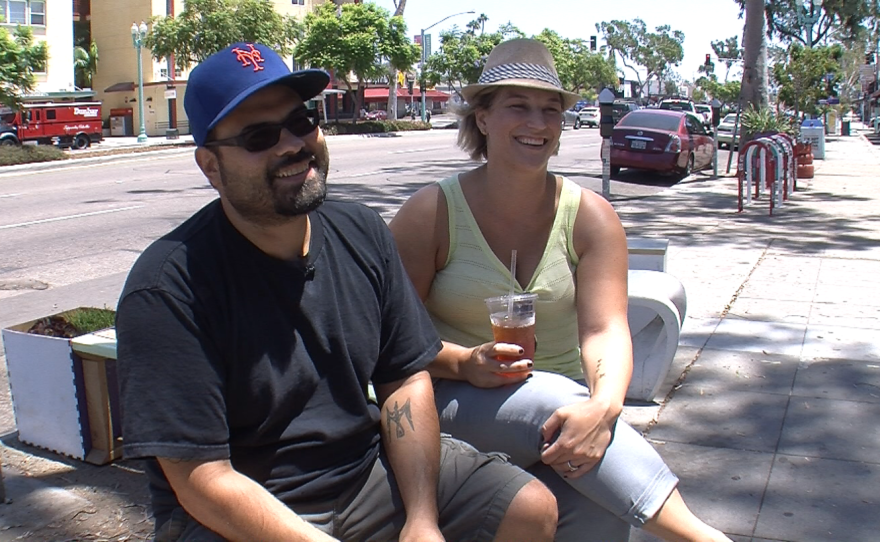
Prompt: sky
<box><xmin>370</xmin><ymin>0</ymin><xmax>747</xmax><ymax>82</ymax></box>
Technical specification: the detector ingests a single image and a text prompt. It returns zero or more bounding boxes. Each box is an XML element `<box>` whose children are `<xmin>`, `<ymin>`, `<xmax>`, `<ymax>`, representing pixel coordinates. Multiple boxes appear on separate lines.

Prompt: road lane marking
<box><xmin>388</xmin><ymin>146</ymin><xmax>452</xmax><ymax>154</ymax></box>
<box><xmin>0</xmin><ymin>205</ymin><xmax>145</xmax><ymax>230</ymax></box>
<box><xmin>0</xmin><ymin>193</ymin><xmax>20</xmax><ymax>199</ymax></box>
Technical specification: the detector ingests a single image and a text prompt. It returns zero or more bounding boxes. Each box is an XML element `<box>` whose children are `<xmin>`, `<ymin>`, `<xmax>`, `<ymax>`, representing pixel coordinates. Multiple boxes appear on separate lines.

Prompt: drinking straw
<box><xmin>508</xmin><ymin>250</ymin><xmax>517</xmax><ymax>319</ymax></box>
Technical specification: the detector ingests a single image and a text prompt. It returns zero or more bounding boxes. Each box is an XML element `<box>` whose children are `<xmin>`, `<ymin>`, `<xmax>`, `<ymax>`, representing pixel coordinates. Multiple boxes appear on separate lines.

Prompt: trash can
<box><xmin>841</xmin><ymin>120</ymin><xmax>851</xmax><ymax>136</ymax></box>
<box><xmin>801</xmin><ymin>119</ymin><xmax>825</xmax><ymax>160</ymax></box>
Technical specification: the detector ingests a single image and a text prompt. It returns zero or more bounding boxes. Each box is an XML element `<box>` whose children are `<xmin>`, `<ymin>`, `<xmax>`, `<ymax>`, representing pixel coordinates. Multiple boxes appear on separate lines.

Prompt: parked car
<box><xmin>608</xmin><ymin>109</ymin><xmax>715</xmax><ymax>178</ymax></box>
<box><xmin>658</xmin><ymin>98</ymin><xmax>696</xmax><ymax>114</ymax></box>
<box><xmin>694</xmin><ymin>104</ymin><xmax>713</xmax><ymax>127</ymax></box>
<box><xmin>612</xmin><ymin>101</ymin><xmax>640</xmax><ymax>125</ymax></box>
<box><xmin>716</xmin><ymin>113</ymin><xmax>740</xmax><ymax>150</ymax></box>
<box><xmin>562</xmin><ymin>107</ymin><xmax>580</xmax><ymax>129</ymax></box>
<box><xmin>577</xmin><ymin>106</ymin><xmax>599</xmax><ymax>128</ymax></box>
<box><xmin>365</xmin><ymin>109</ymin><xmax>387</xmax><ymax>120</ymax></box>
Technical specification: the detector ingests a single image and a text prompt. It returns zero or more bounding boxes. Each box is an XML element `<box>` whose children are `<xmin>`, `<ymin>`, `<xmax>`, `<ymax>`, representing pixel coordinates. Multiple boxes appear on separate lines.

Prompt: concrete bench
<box><xmin>626</xmin><ymin>238</ymin><xmax>686</xmax><ymax>402</ymax></box>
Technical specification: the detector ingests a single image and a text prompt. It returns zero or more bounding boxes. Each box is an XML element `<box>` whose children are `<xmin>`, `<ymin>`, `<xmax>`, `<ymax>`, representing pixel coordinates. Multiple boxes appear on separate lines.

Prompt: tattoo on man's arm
<box><xmin>385</xmin><ymin>399</ymin><xmax>415</xmax><ymax>439</ymax></box>
<box><xmin>596</xmin><ymin>358</ymin><xmax>606</xmax><ymax>380</ymax></box>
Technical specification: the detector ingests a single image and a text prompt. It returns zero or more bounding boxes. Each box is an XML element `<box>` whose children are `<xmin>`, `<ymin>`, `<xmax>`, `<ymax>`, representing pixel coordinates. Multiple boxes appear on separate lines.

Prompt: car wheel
<box><xmin>0</xmin><ymin>138</ymin><xmax>17</xmax><ymax>147</ymax></box>
<box><xmin>574</xmin><ymin>118</ymin><xmax>581</xmax><ymax>130</ymax></box>
<box><xmin>610</xmin><ymin>165</ymin><xmax>621</xmax><ymax>177</ymax></box>
<box><xmin>73</xmin><ymin>134</ymin><xmax>90</xmax><ymax>150</ymax></box>
<box><xmin>679</xmin><ymin>154</ymin><xmax>694</xmax><ymax>179</ymax></box>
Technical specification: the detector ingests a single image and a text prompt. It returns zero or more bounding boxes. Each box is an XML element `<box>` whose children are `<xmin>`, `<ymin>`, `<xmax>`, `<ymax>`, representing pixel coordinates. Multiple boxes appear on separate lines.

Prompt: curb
<box><xmin>0</xmin><ymin>144</ymin><xmax>196</xmax><ymax>175</ymax></box>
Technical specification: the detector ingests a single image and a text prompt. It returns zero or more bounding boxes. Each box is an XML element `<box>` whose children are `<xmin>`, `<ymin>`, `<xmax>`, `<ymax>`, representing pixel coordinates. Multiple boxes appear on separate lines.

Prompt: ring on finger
<box><xmin>566</xmin><ymin>460</ymin><xmax>578</xmax><ymax>472</ymax></box>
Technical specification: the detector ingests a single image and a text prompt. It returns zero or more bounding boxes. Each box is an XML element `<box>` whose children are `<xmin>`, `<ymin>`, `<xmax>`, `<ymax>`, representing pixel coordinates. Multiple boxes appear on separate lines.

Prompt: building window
<box><xmin>1</xmin><ymin>0</ymin><xmax>44</xmax><ymax>26</ymax></box>
<box><xmin>29</xmin><ymin>0</ymin><xmax>43</xmax><ymax>25</ymax></box>
<box><xmin>291</xmin><ymin>0</ymin><xmax>304</xmax><ymax>5</ymax></box>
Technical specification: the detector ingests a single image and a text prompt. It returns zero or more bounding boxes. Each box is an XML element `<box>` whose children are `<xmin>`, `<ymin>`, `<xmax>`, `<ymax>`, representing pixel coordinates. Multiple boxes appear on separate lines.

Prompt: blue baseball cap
<box><xmin>184</xmin><ymin>42</ymin><xmax>330</xmax><ymax>146</ymax></box>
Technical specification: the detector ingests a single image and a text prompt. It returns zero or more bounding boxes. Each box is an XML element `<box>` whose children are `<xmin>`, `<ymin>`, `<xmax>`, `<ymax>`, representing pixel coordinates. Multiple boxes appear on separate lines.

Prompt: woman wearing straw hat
<box><xmin>390</xmin><ymin>39</ymin><xmax>730</xmax><ymax>542</ymax></box>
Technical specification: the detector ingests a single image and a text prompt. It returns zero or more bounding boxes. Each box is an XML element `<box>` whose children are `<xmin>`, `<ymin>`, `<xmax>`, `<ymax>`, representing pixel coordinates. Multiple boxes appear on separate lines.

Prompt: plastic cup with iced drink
<box><xmin>484</xmin><ymin>293</ymin><xmax>537</xmax><ymax>377</ymax></box>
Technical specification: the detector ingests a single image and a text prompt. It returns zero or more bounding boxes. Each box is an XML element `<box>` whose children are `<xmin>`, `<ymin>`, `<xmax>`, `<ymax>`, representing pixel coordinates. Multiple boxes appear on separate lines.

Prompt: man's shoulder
<box><xmin>317</xmin><ymin>199</ymin><xmax>386</xmax><ymax>234</ymax></box>
<box><xmin>123</xmin><ymin>200</ymin><xmax>223</xmax><ymax>293</ymax></box>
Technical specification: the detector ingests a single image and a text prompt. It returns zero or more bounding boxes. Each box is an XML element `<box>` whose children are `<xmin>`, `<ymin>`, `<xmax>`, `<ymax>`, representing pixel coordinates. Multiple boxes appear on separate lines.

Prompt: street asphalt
<box><xmin>1</xmin><ymin>122</ymin><xmax>879</xmax><ymax>541</ymax></box>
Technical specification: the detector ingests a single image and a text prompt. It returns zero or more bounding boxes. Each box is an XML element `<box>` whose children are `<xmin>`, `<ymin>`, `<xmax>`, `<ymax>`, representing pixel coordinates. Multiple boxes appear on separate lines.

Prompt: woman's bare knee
<box><xmin>494</xmin><ymin>479</ymin><xmax>557</xmax><ymax>542</ymax></box>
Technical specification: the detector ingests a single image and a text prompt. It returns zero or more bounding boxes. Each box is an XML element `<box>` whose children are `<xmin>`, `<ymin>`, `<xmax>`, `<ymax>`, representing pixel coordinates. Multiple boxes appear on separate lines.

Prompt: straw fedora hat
<box><xmin>461</xmin><ymin>39</ymin><xmax>581</xmax><ymax>110</ymax></box>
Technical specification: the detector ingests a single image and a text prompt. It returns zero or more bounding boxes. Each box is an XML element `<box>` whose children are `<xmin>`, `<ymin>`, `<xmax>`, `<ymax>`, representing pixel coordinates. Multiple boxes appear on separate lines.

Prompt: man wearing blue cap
<box><xmin>116</xmin><ymin>43</ymin><xmax>557</xmax><ymax>542</ymax></box>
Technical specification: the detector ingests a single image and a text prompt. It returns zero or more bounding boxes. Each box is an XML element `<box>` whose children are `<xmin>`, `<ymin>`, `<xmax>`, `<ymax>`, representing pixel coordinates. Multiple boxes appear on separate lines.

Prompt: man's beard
<box><xmin>218</xmin><ymin>139</ymin><xmax>330</xmax><ymax>226</ymax></box>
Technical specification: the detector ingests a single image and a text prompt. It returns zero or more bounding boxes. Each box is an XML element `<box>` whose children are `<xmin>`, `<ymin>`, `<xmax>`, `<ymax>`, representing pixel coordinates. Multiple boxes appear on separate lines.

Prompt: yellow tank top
<box><xmin>425</xmin><ymin>174</ymin><xmax>583</xmax><ymax>379</ymax></box>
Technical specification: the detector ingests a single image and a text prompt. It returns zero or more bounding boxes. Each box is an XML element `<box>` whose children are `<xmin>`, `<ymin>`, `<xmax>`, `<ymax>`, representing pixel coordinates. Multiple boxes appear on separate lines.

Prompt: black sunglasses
<box><xmin>205</xmin><ymin>107</ymin><xmax>320</xmax><ymax>152</ymax></box>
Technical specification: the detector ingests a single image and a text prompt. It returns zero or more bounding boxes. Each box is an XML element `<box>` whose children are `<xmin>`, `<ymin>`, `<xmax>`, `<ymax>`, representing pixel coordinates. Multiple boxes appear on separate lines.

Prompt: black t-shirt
<box><xmin>116</xmin><ymin>199</ymin><xmax>441</xmax><ymax>510</ymax></box>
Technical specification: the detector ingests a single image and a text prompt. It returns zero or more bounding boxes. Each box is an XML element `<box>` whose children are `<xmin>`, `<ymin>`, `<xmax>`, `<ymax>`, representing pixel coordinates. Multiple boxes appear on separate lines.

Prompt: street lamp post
<box><xmin>131</xmin><ymin>21</ymin><xmax>148</xmax><ymax>143</ymax></box>
<box><xmin>797</xmin><ymin>0</ymin><xmax>820</xmax><ymax>48</ymax></box>
<box><xmin>420</xmin><ymin>10</ymin><xmax>475</xmax><ymax>122</ymax></box>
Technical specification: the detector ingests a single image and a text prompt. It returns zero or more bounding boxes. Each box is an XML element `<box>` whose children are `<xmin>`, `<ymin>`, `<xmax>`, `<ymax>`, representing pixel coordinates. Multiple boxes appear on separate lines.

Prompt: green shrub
<box><xmin>740</xmin><ymin>106</ymin><xmax>798</xmax><ymax>139</ymax></box>
<box><xmin>0</xmin><ymin>144</ymin><xmax>67</xmax><ymax>166</ymax></box>
<box><xmin>320</xmin><ymin>120</ymin><xmax>431</xmax><ymax>136</ymax></box>
<box><xmin>26</xmin><ymin>307</ymin><xmax>116</xmax><ymax>338</ymax></box>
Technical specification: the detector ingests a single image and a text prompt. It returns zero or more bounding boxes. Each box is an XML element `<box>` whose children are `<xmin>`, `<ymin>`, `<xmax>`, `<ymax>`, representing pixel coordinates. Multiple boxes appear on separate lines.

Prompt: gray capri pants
<box><xmin>434</xmin><ymin>370</ymin><xmax>680</xmax><ymax>542</ymax></box>
<box><xmin>154</xmin><ymin>435</ymin><xmax>534</xmax><ymax>542</ymax></box>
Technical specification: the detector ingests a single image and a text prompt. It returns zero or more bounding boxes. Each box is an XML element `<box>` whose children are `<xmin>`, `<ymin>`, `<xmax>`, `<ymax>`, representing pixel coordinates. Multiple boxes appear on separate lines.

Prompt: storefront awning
<box><xmin>104</xmin><ymin>82</ymin><xmax>136</xmax><ymax>93</ymax></box>
<box><xmin>363</xmin><ymin>88</ymin><xmax>451</xmax><ymax>101</ymax></box>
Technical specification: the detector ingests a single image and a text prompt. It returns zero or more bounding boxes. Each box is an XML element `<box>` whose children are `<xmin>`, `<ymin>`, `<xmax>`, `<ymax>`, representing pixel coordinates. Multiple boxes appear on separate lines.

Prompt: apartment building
<box><xmin>90</xmin><ymin>0</ymin><xmax>331</xmax><ymax>137</ymax></box>
<box><xmin>2</xmin><ymin>0</ymin><xmax>77</xmax><ymax>99</ymax></box>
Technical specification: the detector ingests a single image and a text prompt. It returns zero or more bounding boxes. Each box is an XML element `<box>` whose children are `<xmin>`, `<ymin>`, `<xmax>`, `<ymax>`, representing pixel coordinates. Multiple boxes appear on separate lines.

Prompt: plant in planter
<box><xmin>1</xmin><ymin>307</ymin><xmax>121</xmax><ymax>464</ymax></box>
<box><xmin>740</xmin><ymin>106</ymin><xmax>798</xmax><ymax>142</ymax></box>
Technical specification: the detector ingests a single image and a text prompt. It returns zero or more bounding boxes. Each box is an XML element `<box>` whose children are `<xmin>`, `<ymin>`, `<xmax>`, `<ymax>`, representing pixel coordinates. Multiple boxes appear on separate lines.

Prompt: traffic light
<box><xmin>705</xmin><ymin>54</ymin><xmax>711</xmax><ymax>66</ymax></box>
<box><xmin>590</xmin><ymin>36</ymin><xmax>597</xmax><ymax>51</ymax></box>
<box><xmin>407</xmin><ymin>79</ymin><xmax>414</xmax><ymax>95</ymax></box>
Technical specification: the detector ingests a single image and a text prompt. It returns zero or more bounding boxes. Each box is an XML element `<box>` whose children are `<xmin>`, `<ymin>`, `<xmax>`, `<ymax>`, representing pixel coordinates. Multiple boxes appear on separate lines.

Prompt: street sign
<box><xmin>164</xmin><ymin>89</ymin><xmax>176</xmax><ymax>99</ymax></box>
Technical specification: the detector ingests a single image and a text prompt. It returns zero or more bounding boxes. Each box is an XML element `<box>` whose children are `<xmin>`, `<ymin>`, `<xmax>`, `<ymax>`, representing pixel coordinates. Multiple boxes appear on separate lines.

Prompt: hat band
<box><xmin>477</xmin><ymin>62</ymin><xmax>562</xmax><ymax>89</ymax></box>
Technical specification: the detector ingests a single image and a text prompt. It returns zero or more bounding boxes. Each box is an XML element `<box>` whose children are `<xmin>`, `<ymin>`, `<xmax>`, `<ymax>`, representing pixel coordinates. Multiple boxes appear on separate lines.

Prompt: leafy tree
<box><xmin>144</xmin><ymin>0</ymin><xmax>300</xmax><ymax>72</ymax></box>
<box><xmin>74</xmin><ymin>41</ymin><xmax>99</xmax><ymax>90</ymax></box>
<box><xmin>697</xmin><ymin>77</ymin><xmax>741</xmax><ymax>108</ymax></box>
<box><xmin>711</xmin><ymin>36</ymin><xmax>743</xmax><ymax>81</ymax></box>
<box><xmin>296</xmin><ymin>2</ymin><xmax>419</xmax><ymax>120</ymax></box>
<box><xmin>567</xmin><ymin>41</ymin><xmax>618</xmax><ymax>95</ymax></box>
<box><xmin>735</xmin><ymin>0</ymin><xmax>873</xmax><ymax>47</ymax></box>
<box><xmin>0</xmin><ymin>26</ymin><xmax>49</xmax><ymax>108</ymax></box>
<box><xmin>533</xmin><ymin>29</ymin><xmax>574</xmax><ymax>88</ymax></box>
<box><xmin>422</xmin><ymin>17</ymin><xmax>521</xmax><ymax>99</ymax></box>
<box><xmin>772</xmin><ymin>43</ymin><xmax>843</xmax><ymax>116</ymax></box>
<box><xmin>596</xmin><ymin>18</ymin><xmax>684</xmax><ymax>97</ymax></box>
<box><xmin>532</xmin><ymin>31</ymin><xmax>617</xmax><ymax>97</ymax></box>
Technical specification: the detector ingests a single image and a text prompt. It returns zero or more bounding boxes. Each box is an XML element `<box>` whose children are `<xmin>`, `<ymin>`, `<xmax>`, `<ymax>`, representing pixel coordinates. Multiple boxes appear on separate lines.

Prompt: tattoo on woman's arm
<box><xmin>385</xmin><ymin>399</ymin><xmax>415</xmax><ymax>439</ymax></box>
<box><xmin>596</xmin><ymin>358</ymin><xmax>606</xmax><ymax>380</ymax></box>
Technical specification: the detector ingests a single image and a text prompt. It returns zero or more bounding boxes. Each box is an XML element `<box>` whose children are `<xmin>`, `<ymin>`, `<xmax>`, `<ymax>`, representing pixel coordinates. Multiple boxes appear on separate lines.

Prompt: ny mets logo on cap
<box><xmin>232</xmin><ymin>43</ymin><xmax>265</xmax><ymax>72</ymax></box>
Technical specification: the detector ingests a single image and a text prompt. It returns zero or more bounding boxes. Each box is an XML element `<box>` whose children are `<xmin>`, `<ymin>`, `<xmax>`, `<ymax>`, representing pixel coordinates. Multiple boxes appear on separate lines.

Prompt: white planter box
<box><xmin>2</xmin><ymin>313</ymin><xmax>121</xmax><ymax>464</ymax></box>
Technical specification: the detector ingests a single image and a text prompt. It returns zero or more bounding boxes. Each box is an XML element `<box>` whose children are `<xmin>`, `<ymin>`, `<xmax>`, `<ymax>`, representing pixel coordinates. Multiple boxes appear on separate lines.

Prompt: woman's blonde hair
<box><xmin>455</xmin><ymin>88</ymin><xmax>500</xmax><ymax>162</ymax></box>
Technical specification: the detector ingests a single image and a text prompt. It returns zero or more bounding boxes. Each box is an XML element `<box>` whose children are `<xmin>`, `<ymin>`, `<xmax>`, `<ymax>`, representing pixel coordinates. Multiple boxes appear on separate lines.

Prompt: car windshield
<box><xmin>617</xmin><ymin>112</ymin><xmax>681</xmax><ymax>131</ymax></box>
<box><xmin>583</xmin><ymin>108</ymin><xmax>598</xmax><ymax>113</ymax></box>
<box><xmin>722</xmin><ymin>114</ymin><xmax>738</xmax><ymax>123</ymax></box>
<box><xmin>695</xmin><ymin>105</ymin><xmax>710</xmax><ymax>113</ymax></box>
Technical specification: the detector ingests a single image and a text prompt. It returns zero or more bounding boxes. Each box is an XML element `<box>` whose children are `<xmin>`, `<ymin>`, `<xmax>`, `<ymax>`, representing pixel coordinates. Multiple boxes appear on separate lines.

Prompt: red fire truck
<box><xmin>0</xmin><ymin>102</ymin><xmax>103</xmax><ymax>150</ymax></box>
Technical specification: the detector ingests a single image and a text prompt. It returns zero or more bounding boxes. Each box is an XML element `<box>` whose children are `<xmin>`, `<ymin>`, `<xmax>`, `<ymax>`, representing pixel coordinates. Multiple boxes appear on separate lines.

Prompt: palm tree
<box><xmin>741</xmin><ymin>0</ymin><xmax>769</xmax><ymax>110</ymax></box>
<box><xmin>73</xmin><ymin>40</ymin><xmax>99</xmax><ymax>90</ymax></box>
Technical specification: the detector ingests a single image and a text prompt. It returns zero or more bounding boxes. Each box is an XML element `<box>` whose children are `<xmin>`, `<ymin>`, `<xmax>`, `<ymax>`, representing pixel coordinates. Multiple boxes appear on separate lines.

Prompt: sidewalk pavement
<box><xmin>2</xmin><ymin>126</ymin><xmax>879</xmax><ymax>541</ymax></box>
